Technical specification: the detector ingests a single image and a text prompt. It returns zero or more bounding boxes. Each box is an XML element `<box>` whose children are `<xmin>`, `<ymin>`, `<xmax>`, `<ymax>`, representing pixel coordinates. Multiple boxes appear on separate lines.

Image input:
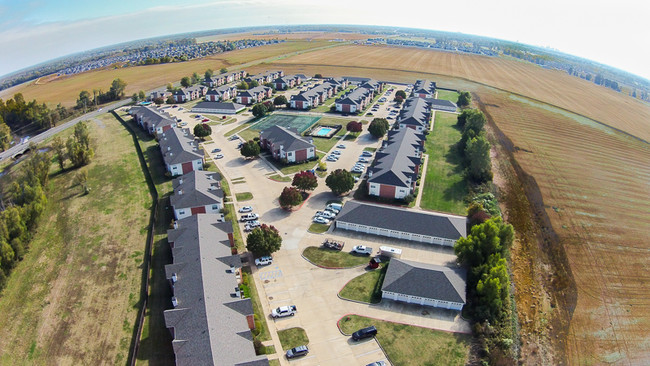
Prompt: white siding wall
<box><xmin>382</xmin><ymin>291</ymin><xmax>463</xmax><ymax>310</ymax></box>
<box><xmin>193</xmin><ymin>159</ymin><xmax>203</xmax><ymax>171</ymax></box>
<box><xmin>169</xmin><ymin>163</ymin><xmax>182</xmax><ymax>176</ymax></box>
<box><xmin>174</xmin><ymin>208</ymin><xmax>190</xmax><ymax>220</ymax></box>
<box><xmin>336</xmin><ymin>221</ymin><xmax>455</xmax><ymax>247</ymax></box>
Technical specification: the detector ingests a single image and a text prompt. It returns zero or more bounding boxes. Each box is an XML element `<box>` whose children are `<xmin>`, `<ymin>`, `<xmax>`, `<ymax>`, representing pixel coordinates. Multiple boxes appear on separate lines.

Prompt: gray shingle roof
<box><xmin>397</xmin><ymin>97</ymin><xmax>431</xmax><ymax>128</ymax></box>
<box><xmin>412</xmin><ymin>79</ymin><xmax>437</xmax><ymax>96</ymax></box>
<box><xmin>164</xmin><ymin>215</ymin><xmax>267</xmax><ymax>366</ymax></box>
<box><xmin>335</xmin><ymin>201</ymin><xmax>467</xmax><ymax>240</ymax></box>
<box><xmin>424</xmin><ymin>98</ymin><xmax>458</xmax><ymax>110</ymax></box>
<box><xmin>367</xmin><ymin>128</ymin><xmax>424</xmax><ymax>188</ymax></box>
<box><xmin>336</xmin><ymin>87</ymin><xmax>372</xmax><ymax>106</ymax></box>
<box><xmin>382</xmin><ymin>259</ymin><xmax>466</xmax><ymax>303</ymax></box>
<box><xmin>129</xmin><ymin>105</ymin><xmax>176</xmax><ymax>131</ymax></box>
<box><xmin>259</xmin><ymin>126</ymin><xmax>314</xmax><ymax>153</ymax></box>
<box><xmin>170</xmin><ymin>170</ymin><xmax>223</xmax><ymax>209</ymax></box>
<box><xmin>159</xmin><ymin>128</ymin><xmax>204</xmax><ymax>166</ymax></box>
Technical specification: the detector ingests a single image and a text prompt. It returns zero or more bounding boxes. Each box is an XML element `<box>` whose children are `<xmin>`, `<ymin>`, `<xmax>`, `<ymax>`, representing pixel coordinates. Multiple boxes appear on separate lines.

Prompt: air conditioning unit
<box><xmin>171</xmin><ymin>297</ymin><xmax>179</xmax><ymax>308</ymax></box>
<box><xmin>171</xmin><ymin>273</ymin><xmax>177</xmax><ymax>283</ymax></box>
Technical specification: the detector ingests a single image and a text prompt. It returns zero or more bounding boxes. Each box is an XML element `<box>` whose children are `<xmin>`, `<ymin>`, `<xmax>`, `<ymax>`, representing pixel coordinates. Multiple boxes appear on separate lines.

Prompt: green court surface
<box><xmin>252</xmin><ymin>113</ymin><xmax>321</xmax><ymax>133</ymax></box>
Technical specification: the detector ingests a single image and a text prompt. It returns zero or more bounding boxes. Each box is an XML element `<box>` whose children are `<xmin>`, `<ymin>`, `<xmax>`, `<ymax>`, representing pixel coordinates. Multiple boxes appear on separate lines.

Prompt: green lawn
<box><xmin>338</xmin><ymin>315</ymin><xmax>470</xmax><ymax>366</ymax></box>
<box><xmin>269</xmin><ymin>359</ymin><xmax>281</xmax><ymax>366</ymax></box>
<box><xmin>238</xmin><ymin>127</ymin><xmax>259</xmax><ymax>142</ymax></box>
<box><xmin>235</xmin><ymin>192</ymin><xmax>253</xmax><ymax>201</ymax></box>
<box><xmin>420</xmin><ymin>112</ymin><xmax>467</xmax><ymax>215</ymax></box>
<box><xmin>241</xmin><ymin>270</ymin><xmax>272</xmax><ymax>342</ymax></box>
<box><xmin>302</xmin><ymin>246</ymin><xmax>370</xmax><ymax>268</ymax></box>
<box><xmin>268</xmin><ymin>174</ymin><xmax>292</xmax><ymax>182</ymax></box>
<box><xmin>308</xmin><ymin>223</ymin><xmax>330</xmax><ymax>233</ymax></box>
<box><xmin>436</xmin><ymin>90</ymin><xmax>460</xmax><ymax>103</ymax></box>
<box><xmin>363</xmin><ymin>147</ymin><xmax>377</xmax><ymax>152</ymax></box>
<box><xmin>277</xmin><ymin>327</ymin><xmax>309</xmax><ymax>351</ymax></box>
<box><xmin>267</xmin><ymin>156</ymin><xmax>320</xmax><ymax>175</ymax></box>
<box><xmin>311</xmin><ymin>127</ymin><xmax>347</xmax><ymax>153</ymax></box>
<box><xmin>338</xmin><ymin>264</ymin><xmax>387</xmax><ymax>303</ymax></box>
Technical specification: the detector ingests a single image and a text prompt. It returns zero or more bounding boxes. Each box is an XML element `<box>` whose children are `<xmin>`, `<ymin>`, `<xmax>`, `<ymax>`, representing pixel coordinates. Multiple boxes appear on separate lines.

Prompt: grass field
<box><xmin>269</xmin><ymin>44</ymin><xmax>650</xmax><ymax>142</ymax></box>
<box><xmin>338</xmin><ymin>264</ymin><xmax>387</xmax><ymax>303</ymax></box>
<box><xmin>436</xmin><ymin>90</ymin><xmax>460</xmax><ymax>103</ymax></box>
<box><xmin>419</xmin><ymin>111</ymin><xmax>467</xmax><ymax>215</ymax></box>
<box><xmin>338</xmin><ymin>315</ymin><xmax>470</xmax><ymax>365</ymax></box>
<box><xmin>0</xmin><ymin>40</ymin><xmax>336</xmax><ymax>107</ymax></box>
<box><xmin>302</xmin><ymin>246</ymin><xmax>369</xmax><ymax>268</ymax></box>
<box><xmin>0</xmin><ymin>114</ymin><xmax>151</xmax><ymax>365</ymax></box>
<box><xmin>277</xmin><ymin>327</ymin><xmax>309</xmax><ymax>351</ymax></box>
<box><xmin>479</xmin><ymin>89</ymin><xmax>650</xmax><ymax>365</ymax></box>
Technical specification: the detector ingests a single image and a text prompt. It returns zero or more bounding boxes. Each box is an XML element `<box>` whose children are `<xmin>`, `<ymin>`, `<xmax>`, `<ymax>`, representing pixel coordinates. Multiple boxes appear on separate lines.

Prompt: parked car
<box><xmin>286</xmin><ymin>345</ymin><xmax>309</xmax><ymax>359</ymax></box>
<box><xmin>215</xmin><ymin>154</ymin><xmax>224</xmax><ymax>159</ymax></box>
<box><xmin>244</xmin><ymin>221</ymin><xmax>260</xmax><ymax>232</ymax></box>
<box><xmin>202</xmin><ymin>118</ymin><xmax>209</xmax><ymax>122</ymax></box>
<box><xmin>316</xmin><ymin>210</ymin><xmax>336</xmax><ymax>219</ymax></box>
<box><xmin>351</xmin><ymin>245</ymin><xmax>373</xmax><ymax>255</ymax></box>
<box><xmin>212</xmin><ymin>148</ymin><xmax>221</xmax><ymax>153</ymax></box>
<box><xmin>238</xmin><ymin>206</ymin><xmax>253</xmax><ymax>213</ymax></box>
<box><xmin>361</xmin><ymin>151</ymin><xmax>373</xmax><ymax>157</ymax></box>
<box><xmin>271</xmin><ymin>305</ymin><xmax>297</xmax><ymax>318</ymax></box>
<box><xmin>366</xmin><ymin>362</ymin><xmax>386</xmax><ymax>366</ymax></box>
<box><xmin>332</xmin><ymin>150</ymin><xmax>342</xmax><ymax>155</ymax></box>
<box><xmin>326</xmin><ymin>155</ymin><xmax>338</xmax><ymax>162</ymax></box>
<box><xmin>313</xmin><ymin>216</ymin><xmax>330</xmax><ymax>224</ymax></box>
<box><xmin>255</xmin><ymin>256</ymin><xmax>272</xmax><ymax>266</ymax></box>
<box><xmin>351</xmin><ymin>167</ymin><xmax>364</xmax><ymax>173</ymax></box>
<box><xmin>326</xmin><ymin>203</ymin><xmax>342</xmax><ymax>212</ymax></box>
<box><xmin>178</xmin><ymin>122</ymin><xmax>187</xmax><ymax>126</ymax></box>
<box><xmin>178</xmin><ymin>107</ymin><xmax>183</xmax><ymax>110</ymax></box>
<box><xmin>195</xmin><ymin>115</ymin><xmax>202</xmax><ymax>119</ymax></box>
<box><xmin>229</xmin><ymin>135</ymin><xmax>239</xmax><ymax>141</ymax></box>
<box><xmin>358</xmin><ymin>157</ymin><xmax>370</xmax><ymax>163</ymax></box>
<box><xmin>352</xmin><ymin>325</ymin><xmax>378</xmax><ymax>341</ymax></box>
<box><xmin>323</xmin><ymin>238</ymin><xmax>344</xmax><ymax>250</ymax></box>
<box><xmin>240</xmin><ymin>213</ymin><xmax>259</xmax><ymax>222</ymax></box>
<box><xmin>336</xmin><ymin>144</ymin><xmax>346</xmax><ymax>149</ymax></box>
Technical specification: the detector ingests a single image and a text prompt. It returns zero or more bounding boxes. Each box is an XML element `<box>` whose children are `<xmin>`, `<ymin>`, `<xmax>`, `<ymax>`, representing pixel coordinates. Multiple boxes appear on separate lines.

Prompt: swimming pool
<box><xmin>315</xmin><ymin>127</ymin><xmax>334</xmax><ymax>136</ymax></box>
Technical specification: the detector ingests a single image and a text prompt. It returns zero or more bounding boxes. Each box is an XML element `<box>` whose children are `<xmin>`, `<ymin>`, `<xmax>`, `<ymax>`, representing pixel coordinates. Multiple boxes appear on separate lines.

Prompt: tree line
<box><xmin>0</xmin><ymin>121</ymin><xmax>94</xmax><ymax>290</ymax></box>
<box><xmin>76</xmin><ymin>78</ymin><xmax>127</xmax><ymax>111</ymax></box>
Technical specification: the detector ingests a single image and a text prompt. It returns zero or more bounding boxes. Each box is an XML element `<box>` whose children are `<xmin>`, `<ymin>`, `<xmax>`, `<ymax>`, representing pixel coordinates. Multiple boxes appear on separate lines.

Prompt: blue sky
<box><xmin>0</xmin><ymin>0</ymin><xmax>649</xmax><ymax>80</ymax></box>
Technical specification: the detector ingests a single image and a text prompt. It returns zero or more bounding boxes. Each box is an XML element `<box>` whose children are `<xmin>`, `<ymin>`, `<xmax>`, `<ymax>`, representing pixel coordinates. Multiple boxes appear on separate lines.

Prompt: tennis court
<box><xmin>252</xmin><ymin>113</ymin><xmax>321</xmax><ymax>133</ymax></box>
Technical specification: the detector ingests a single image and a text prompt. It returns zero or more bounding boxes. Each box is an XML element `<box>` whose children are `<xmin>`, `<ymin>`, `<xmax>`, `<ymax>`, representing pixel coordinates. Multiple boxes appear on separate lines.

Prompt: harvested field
<box><xmin>0</xmin><ymin>40</ymin><xmax>336</xmax><ymax>107</ymax></box>
<box><xmin>269</xmin><ymin>44</ymin><xmax>650</xmax><ymax>141</ymax></box>
<box><xmin>197</xmin><ymin>31</ymin><xmax>370</xmax><ymax>43</ymax></box>
<box><xmin>0</xmin><ymin>114</ymin><xmax>151</xmax><ymax>365</ymax></box>
<box><xmin>479</xmin><ymin>88</ymin><xmax>650</xmax><ymax>365</ymax></box>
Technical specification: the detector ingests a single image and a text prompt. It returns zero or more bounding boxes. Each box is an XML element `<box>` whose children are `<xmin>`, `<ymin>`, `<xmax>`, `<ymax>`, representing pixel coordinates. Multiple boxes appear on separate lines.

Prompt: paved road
<box><xmin>0</xmin><ymin>98</ymin><xmax>132</xmax><ymax>162</ymax></box>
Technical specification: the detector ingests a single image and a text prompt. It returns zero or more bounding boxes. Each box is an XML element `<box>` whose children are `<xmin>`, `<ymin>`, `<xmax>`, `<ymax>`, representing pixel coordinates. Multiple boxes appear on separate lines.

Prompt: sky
<box><xmin>0</xmin><ymin>0</ymin><xmax>649</xmax><ymax>80</ymax></box>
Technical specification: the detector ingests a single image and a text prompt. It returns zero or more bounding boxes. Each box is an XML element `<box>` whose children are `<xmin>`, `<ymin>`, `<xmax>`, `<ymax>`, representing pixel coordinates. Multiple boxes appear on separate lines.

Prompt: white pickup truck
<box><xmin>271</xmin><ymin>305</ymin><xmax>297</xmax><ymax>318</ymax></box>
<box><xmin>351</xmin><ymin>245</ymin><xmax>373</xmax><ymax>255</ymax></box>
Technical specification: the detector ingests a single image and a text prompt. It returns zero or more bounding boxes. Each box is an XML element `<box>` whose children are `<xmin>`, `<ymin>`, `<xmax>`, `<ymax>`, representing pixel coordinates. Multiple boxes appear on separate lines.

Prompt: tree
<box><xmin>193</xmin><ymin>123</ymin><xmax>212</xmax><ymax>139</ymax></box>
<box><xmin>457</xmin><ymin>91</ymin><xmax>472</xmax><ymax>108</ymax></box>
<box><xmin>458</xmin><ymin>109</ymin><xmax>486</xmax><ymax>151</ymax></box>
<box><xmin>66</xmin><ymin>121</ymin><xmax>94</xmax><ymax>167</ymax></box>
<box><xmin>220</xmin><ymin>67</ymin><xmax>228</xmax><ymax>74</ymax></box>
<box><xmin>191</xmin><ymin>72</ymin><xmax>201</xmax><ymax>85</ymax></box>
<box><xmin>180</xmin><ymin>77</ymin><xmax>192</xmax><ymax>88</ymax></box>
<box><xmin>465</xmin><ymin>133</ymin><xmax>492</xmax><ymax>183</ymax></box>
<box><xmin>166</xmin><ymin>83</ymin><xmax>174</xmax><ymax>92</ymax></box>
<box><xmin>246</xmin><ymin>224</ymin><xmax>282</xmax><ymax>257</ymax></box>
<box><xmin>475</xmin><ymin>256</ymin><xmax>510</xmax><ymax>321</ymax></box>
<box><xmin>166</xmin><ymin>96</ymin><xmax>175</xmax><ymax>104</ymax></box>
<box><xmin>394</xmin><ymin>95</ymin><xmax>404</xmax><ymax>105</ymax></box>
<box><xmin>109</xmin><ymin>78</ymin><xmax>127</xmax><ymax>100</ymax></box>
<box><xmin>292</xmin><ymin>171</ymin><xmax>318</xmax><ymax>192</ymax></box>
<box><xmin>153</xmin><ymin>97</ymin><xmax>164</xmax><ymax>105</ymax></box>
<box><xmin>237</xmin><ymin>81</ymin><xmax>249</xmax><ymax>90</ymax></box>
<box><xmin>52</xmin><ymin>136</ymin><xmax>66</xmax><ymax>171</ymax></box>
<box><xmin>454</xmin><ymin>217</ymin><xmax>514</xmax><ymax>268</ymax></box>
<box><xmin>131</xmin><ymin>93</ymin><xmax>139</xmax><ymax>102</ymax></box>
<box><xmin>252</xmin><ymin>103</ymin><xmax>268</xmax><ymax>118</ymax></box>
<box><xmin>325</xmin><ymin>169</ymin><xmax>354</xmax><ymax>195</ymax></box>
<box><xmin>395</xmin><ymin>90</ymin><xmax>407</xmax><ymax>99</ymax></box>
<box><xmin>77</xmin><ymin>90</ymin><xmax>91</xmax><ymax>110</ymax></box>
<box><xmin>248</xmin><ymin>80</ymin><xmax>259</xmax><ymax>88</ymax></box>
<box><xmin>274</xmin><ymin>95</ymin><xmax>288</xmax><ymax>106</ymax></box>
<box><xmin>346</xmin><ymin>121</ymin><xmax>362</xmax><ymax>133</ymax></box>
<box><xmin>0</xmin><ymin>119</ymin><xmax>11</xmax><ymax>151</ymax></box>
<box><xmin>314</xmin><ymin>73</ymin><xmax>323</xmax><ymax>78</ymax></box>
<box><xmin>317</xmin><ymin>161</ymin><xmax>327</xmax><ymax>171</ymax></box>
<box><xmin>240</xmin><ymin>140</ymin><xmax>261</xmax><ymax>158</ymax></box>
<box><xmin>204</xmin><ymin>69</ymin><xmax>214</xmax><ymax>81</ymax></box>
<box><xmin>138</xmin><ymin>90</ymin><xmax>146</xmax><ymax>101</ymax></box>
<box><xmin>368</xmin><ymin>118</ymin><xmax>389</xmax><ymax>138</ymax></box>
<box><xmin>279</xmin><ymin>186</ymin><xmax>303</xmax><ymax>210</ymax></box>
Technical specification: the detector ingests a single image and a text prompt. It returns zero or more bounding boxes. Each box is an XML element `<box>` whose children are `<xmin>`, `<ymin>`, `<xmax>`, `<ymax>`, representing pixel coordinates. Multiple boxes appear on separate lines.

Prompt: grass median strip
<box><xmin>338</xmin><ymin>315</ymin><xmax>470</xmax><ymax>366</ymax></box>
<box><xmin>235</xmin><ymin>192</ymin><xmax>253</xmax><ymax>201</ymax></box>
<box><xmin>302</xmin><ymin>246</ymin><xmax>369</xmax><ymax>268</ymax></box>
<box><xmin>277</xmin><ymin>327</ymin><xmax>309</xmax><ymax>351</ymax></box>
<box><xmin>338</xmin><ymin>263</ymin><xmax>387</xmax><ymax>303</ymax></box>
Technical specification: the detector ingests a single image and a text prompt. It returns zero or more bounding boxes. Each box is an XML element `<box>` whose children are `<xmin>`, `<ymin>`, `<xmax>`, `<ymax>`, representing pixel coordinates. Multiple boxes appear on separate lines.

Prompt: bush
<box><xmin>346</xmin><ymin>121</ymin><xmax>362</xmax><ymax>133</ymax></box>
<box><xmin>368</xmin><ymin>118</ymin><xmax>389</xmax><ymax>138</ymax></box>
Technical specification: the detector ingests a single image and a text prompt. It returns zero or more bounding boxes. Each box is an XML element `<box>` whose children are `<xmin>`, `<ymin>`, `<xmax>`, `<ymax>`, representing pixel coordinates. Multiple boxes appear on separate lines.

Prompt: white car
<box><xmin>351</xmin><ymin>245</ymin><xmax>373</xmax><ymax>255</ymax></box>
<box><xmin>336</xmin><ymin>144</ymin><xmax>346</xmax><ymax>149</ymax></box>
<box><xmin>358</xmin><ymin>157</ymin><xmax>370</xmax><ymax>163</ymax></box>
<box><xmin>245</xmin><ymin>220</ymin><xmax>261</xmax><ymax>231</ymax></box>
<box><xmin>240</xmin><ymin>213</ymin><xmax>259</xmax><ymax>222</ymax></box>
<box><xmin>361</xmin><ymin>151</ymin><xmax>373</xmax><ymax>157</ymax></box>
<box><xmin>352</xmin><ymin>167</ymin><xmax>364</xmax><ymax>173</ymax></box>
<box><xmin>313</xmin><ymin>216</ymin><xmax>330</xmax><ymax>224</ymax></box>
<box><xmin>316</xmin><ymin>210</ymin><xmax>336</xmax><ymax>219</ymax></box>
<box><xmin>239</xmin><ymin>206</ymin><xmax>253</xmax><ymax>213</ymax></box>
<box><xmin>255</xmin><ymin>256</ymin><xmax>273</xmax><ymax>266</ymax></box>
<box><xmin>215</xmin><ymin>154</ymin><xmax>224</xmax><ymax>159</ymax></box>
<box><xmin>271</xmin><ymin>305</ymin><xmax>297</xmax><ymax>318</ymax></box>
<box><xmin>326</xmin><ymin>155</ymin><xmax>338</xmax><ymax>162</ymax></box>
<box><xmin>332</xmin><ymin>150</ymin><xmax>342</xmax><ymax>155</ymax></box>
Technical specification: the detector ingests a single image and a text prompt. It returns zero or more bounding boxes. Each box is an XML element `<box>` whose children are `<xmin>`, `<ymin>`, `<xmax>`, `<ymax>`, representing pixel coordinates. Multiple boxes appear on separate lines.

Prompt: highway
<box><xmin>0</xmin><ymin>99</ymin><xmax>132</xmax><ymax>162</ymax></box>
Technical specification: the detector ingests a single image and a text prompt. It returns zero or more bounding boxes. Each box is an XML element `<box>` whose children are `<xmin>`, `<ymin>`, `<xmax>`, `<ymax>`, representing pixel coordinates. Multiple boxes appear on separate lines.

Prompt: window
<box><xmin>211</xmin><ymin>205</ymin><xmax>219</xmax><ymax>210</ymax></box>
<box><xmin>179</xmin><ymin>210</ymin><xmax>185</xmax><ymax>215</ymax></box>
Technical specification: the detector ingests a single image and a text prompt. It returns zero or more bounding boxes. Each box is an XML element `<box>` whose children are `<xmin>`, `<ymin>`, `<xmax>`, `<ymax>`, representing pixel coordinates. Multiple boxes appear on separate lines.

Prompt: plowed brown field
<box><xmin>479</xmin><ymin>89</ymin><xmax>650</xmax><ymax>365</ymax></box>
<box><xmin>271</xmin><ymin>44</ymin><xmax>650</xmax><ymax>142</ymax></box>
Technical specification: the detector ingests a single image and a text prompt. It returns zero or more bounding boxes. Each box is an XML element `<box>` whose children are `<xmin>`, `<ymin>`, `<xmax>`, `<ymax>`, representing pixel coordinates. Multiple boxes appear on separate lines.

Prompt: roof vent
<box><xmin>177</xmin><ymin>189</ymin><xmax>183</xmax><ymax>195</ymax></box>
<box><xmin>178</xmin><ymin>178</ymin><xmax>183</xmax><ymax>184</ymax></box>
<box><xmin>171</xmin><ymin>273</ymin><xmax>177</xmax><ymax>283</ymax></box>
<box><xmin>171</xmin><ymin>297</ymin><xmax>179</xmax><ymax>308</ymax></box>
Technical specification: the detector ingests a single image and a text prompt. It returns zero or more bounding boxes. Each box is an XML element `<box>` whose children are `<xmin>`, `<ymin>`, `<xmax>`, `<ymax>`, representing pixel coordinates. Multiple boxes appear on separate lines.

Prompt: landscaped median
<box><xmin>338</xmin><ymin>263</ymin><xmax>388</xmax><ymax>303</ymax></box>
<box><xmin>337</xmin><ymin>315</ymin><xmax>471</xmax><ymax>366</ymax></box>
<box><xmin>302</xmin><ymin>246</ymin><xmax>369</xmax><ymax>268</ymax></box>
<box><xmin>277</xmin><ymin>327</ymin><xmax>309</xmax><ymax>351</ymax></box>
